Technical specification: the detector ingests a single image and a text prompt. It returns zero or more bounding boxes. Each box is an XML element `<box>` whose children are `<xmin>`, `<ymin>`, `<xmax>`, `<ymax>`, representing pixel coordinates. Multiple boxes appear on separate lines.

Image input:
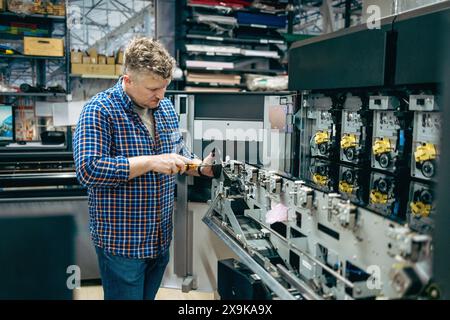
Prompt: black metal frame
<box><xmin>434</xmin><ymin>11</ymin><xmax>450</xmax><ymax>299</ymax></box>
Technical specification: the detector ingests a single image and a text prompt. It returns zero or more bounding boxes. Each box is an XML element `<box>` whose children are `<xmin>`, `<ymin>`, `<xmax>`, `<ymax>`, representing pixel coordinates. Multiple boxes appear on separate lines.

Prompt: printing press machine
<box><xmin>202</xmin><ymin>2</ymin><xmax>450</xmax><ymax>300</ymax></box>
<box><xmin>0</xmin><ymin>2</ymin><xmax>448</xmax><ymax>300</ymax></box>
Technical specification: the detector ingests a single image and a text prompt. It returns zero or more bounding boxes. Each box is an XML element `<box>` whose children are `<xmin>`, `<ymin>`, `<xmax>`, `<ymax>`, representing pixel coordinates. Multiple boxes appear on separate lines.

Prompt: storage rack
<box><xmin>176</xmin><ymin>0</ymin><xmax>294</xmax><ymax>92</ymax></box>
<box><xmin>0</xmin><ymin>0</ymin><xmax>71</xmax><ymax>150</ymax></box>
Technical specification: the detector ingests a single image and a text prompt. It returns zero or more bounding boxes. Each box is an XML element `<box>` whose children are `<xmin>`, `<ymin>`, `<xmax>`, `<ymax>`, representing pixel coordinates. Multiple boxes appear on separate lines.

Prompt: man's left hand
<box><xmin>198</xmin><ymin>152</ymin><xmax>215</xmax><ymax>177</ymax></box>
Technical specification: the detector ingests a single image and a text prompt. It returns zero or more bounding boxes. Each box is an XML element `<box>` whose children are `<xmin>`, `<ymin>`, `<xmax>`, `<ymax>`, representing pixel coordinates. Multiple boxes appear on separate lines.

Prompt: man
<box><xmin>73</xmin><ymin>37</ymin><xmax>214</xmax><ymax>300</ymax></box>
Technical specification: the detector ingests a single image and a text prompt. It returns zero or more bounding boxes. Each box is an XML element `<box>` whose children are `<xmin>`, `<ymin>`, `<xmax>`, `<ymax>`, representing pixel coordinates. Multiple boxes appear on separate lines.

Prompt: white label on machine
<box><xmin>302</xmin><ymin>259</ymin><xmax>312</xmax><ymax>271</ymax></box>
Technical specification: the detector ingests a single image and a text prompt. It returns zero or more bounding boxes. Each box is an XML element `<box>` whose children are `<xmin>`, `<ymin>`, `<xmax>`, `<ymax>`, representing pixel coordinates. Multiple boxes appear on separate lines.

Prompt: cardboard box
<box><xmin>24</xmin><ymin>37</ymin><xmax>64</xmax><ymax>57</ymax></box>
<box><xmin>82</xmin><ymin>56</ymin><xmax>91</xmax><ymax>64</ymax></box>
<box><xmin>87</xmin><ymin>48</ymin><xmax>98</xmax><ymax>64</ymax></box>
<box><xmin>46</xmin><ymin>3</ymin><xmax>65</xmax><ymax>16</ymax></box>
<box><xmin>115</xmin><ymin>64</ymin><xmax>123</xmax><ymax>76</ymax></box>
<box><xmin>71</xmin><ymin>63</ymin><xmax>115</xmax><ymax>76</ymax></box>
<box><xmin>33</xmin><ymin>1</ymin><xmax>46</xmax><ymax>14</ymax></box>
<box><xmin>7</xmin><ymin>0</ymin><xmax>34</xmax><ymax>14</ymax></box>
<box><xmin>70</xmin><ymin>50</ymin><xmax>83</xmax><ymax>64</ymax></box>
<box><xmin>31</xmin><ymin>1</ymin><xmax>65</xmax><ymax>15</ymax></box>
<box><xmin>107</xmin><ymin>57</ymin><xmax>115</xmax><ymax>65</ymax></box>
<box><xmin>87</xmin><ymin>48</ymin><xmax>97</xmax><ymax>58</ymax></box>
<box><xmin>116</xmin><ymin>50</ymin><xmax>124</xmax><ymax>64</ymax></box>
<box><xmin>98</xmin><ymin>55</ymin><xmax>106</xmax><ymax>64</ymax></box>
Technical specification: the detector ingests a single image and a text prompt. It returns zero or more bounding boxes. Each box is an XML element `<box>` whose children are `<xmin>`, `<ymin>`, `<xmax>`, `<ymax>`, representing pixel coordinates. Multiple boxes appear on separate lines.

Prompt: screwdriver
<box><xmin>184</xmin><ymin>163</ymin><xmax>214</xmax><ymax>170</ymax></box>
<box><xmin>184</xmin><ymin>148</ymin><xmax>217</xmax><ymax>171</ymax></box>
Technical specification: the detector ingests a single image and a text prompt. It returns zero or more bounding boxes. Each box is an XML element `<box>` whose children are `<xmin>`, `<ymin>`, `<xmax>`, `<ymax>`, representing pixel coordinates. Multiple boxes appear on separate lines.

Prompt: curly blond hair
<box><xmin>124</xmin><ymin>37</ymin><xmax>176</xmax><ymax>80</ymax></box>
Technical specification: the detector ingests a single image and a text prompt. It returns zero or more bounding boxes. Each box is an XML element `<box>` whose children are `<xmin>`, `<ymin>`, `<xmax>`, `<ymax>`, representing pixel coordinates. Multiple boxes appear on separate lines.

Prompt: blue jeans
<box><xmin>95</xmin><ymin>246</ymin><xmax>170</xmax><ymax>300</ymax></box>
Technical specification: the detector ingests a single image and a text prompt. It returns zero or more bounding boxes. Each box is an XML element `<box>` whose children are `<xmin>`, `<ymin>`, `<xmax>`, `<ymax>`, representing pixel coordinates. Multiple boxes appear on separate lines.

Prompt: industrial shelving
<box><xmin>177</xmin><ymin>0</ymin><xmax>292</xmax><ymax>92</ymax></box>
<box><xmin>0</xmin><ymin>1</ymin><xmax>71</xmax><ymax>150</ymax></box>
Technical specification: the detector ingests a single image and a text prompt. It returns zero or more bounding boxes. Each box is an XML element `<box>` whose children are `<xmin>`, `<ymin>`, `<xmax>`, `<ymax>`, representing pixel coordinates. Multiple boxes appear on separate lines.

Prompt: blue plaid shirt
<box><xmin>73</xmin><ymin>79</ymin><xmax>193</xmax><ymax>259</ymax></box>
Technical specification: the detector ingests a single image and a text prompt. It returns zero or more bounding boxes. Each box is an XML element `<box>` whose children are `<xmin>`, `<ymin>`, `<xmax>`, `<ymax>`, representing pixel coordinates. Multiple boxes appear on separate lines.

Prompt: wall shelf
<box><xmin>0</xmin><ymin>11</ymin><xmax>65</xmax><ymax>21</ymax></box>
<box><xmin>0</xmin><ymin>92</ymin><xmax>66</xmax><ymax>97</ymax></box>
<box><xmin>178</xmin><ymin>0</ymin><xmax>291</xmax><ymax>91</ymax></box>
<box><xmin>186</xmin><ymin>81</ymin><xmax>246</xmax><ymax>88</ymax></box>
<box><xmin>0</xmin><ymin>4</ymin><xmax>71</xmax><ymax>148</ymax></box>
<box><xmin>187</xmin><ymin>3</ymin><xmax>289</xmax><ymax>16</ymax></box>
<box><xmin>186</xmin><ymin>33</ymin><xmax>285</xmax><ymax>45</ymax></box>
<box><xmin>0</xmin><ymin>54</ymin><xmax>66</xmax><ymax>60</ymax></box>
<box><xmin>185</xmin><ymin>66</ymin><xmax>285</xmax><ymax>75</ymax></box>
<box><xmin>70</xmin><ymin>74</ymin><xmax>120</xmax><ymax>79</ymax></box>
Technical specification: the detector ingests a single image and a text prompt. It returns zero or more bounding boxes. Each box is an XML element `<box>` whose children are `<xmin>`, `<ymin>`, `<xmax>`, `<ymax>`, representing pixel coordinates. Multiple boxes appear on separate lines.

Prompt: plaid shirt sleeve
<box><xmin>73</xmin><ymin>100</ymin><xmax>130</xmax><ymax>188</ymax></box>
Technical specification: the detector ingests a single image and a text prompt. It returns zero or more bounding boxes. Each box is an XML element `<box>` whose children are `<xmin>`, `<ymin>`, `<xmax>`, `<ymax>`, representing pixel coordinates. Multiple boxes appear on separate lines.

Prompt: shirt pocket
<box><xmin>158</xmin><ymin>127</ymin><xmax>180</xmax><ymax>154</ymax></box>
<box><xmin>112</xmin><ymin>120</ymin><xmax>152</xmax><ymax>157</ymax></box>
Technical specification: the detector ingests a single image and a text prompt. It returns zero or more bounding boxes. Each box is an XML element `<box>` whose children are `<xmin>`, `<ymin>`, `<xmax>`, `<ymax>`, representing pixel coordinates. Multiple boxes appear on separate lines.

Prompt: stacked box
<box><xmin>71</xmin><ymin>63</ymin><xmax>115</xmax><ymax>76</ymax></box>
<box><xmin>98</xmin><ymin>55</ymin><xmax>106</xmax><ymax>64</ymax></box>
<box><xmin>24</xmin><ymin>36</ymin><xmax>64</xmax><ymax>57</ymax></box>
<box><xmin>32</xmin><ymin>0</ymin><xmax>65</xmax><ymax>16</ymax></box>
<box><xmin>70</xmin><ymin>50</ymin><xmax>83</xmax><ymax>64</ymax></box>
<box><xmin>116</xmin><ymin>50</ymin><xmax>124</xmax><ymax>64</ymax></box>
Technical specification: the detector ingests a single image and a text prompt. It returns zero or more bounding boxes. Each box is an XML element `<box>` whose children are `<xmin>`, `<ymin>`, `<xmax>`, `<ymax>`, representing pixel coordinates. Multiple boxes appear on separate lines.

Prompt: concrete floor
<box><xmin>73</xmin><ymin>285</ymin><xmax>215</xmax><ymax>300</ymax></box>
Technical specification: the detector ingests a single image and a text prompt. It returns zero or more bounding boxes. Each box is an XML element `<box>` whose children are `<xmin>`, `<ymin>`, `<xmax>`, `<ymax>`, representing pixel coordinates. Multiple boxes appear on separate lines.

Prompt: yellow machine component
<box><xmin>410</xmin><ymin>201</ymin><xmax>432</xmax><ymax>218</ymax></box>
<box><xmin>314</xmin><ymin>131</ymin><xmax>330</xmax><ymax>145</ymax></box>
<box><xmin>414</xmin><ymin>143</ymin><xmax>437</xmax><ymax>163</ymax></box>
<box><xmin>372</xmin><ymin>137</ymin><xmax>392</xmax><ymax>156</ymax></box>
<box><xmin>340</xmin><ymin>134</ymin><xmax>357</xmax><ymax>149</ymax></box>
<box><xmin>339</xmin><ymin>181</ymin><xmax>353</xmax><ymax>194</ymax></box>
<box><xmin>370</xmin><ymin>190</ymin><xmax>388</xmax><ymax>204</ymax></box>
<box><xmin>313</xmin><ymin>174</ymin><xmax>328</xmax><ymax>186</ymax></box>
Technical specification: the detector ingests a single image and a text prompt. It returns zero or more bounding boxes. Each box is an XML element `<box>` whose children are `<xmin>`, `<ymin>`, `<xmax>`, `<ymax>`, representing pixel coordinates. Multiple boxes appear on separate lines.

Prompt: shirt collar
<box><xmin>114</xmin><ymin>77</ymin><xmax>133</xmax><ymax>111</ymax></box>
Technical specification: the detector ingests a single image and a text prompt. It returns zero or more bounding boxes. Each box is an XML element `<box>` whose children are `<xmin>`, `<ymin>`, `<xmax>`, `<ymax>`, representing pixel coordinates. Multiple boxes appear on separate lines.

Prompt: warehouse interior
<box><xmin>0</xmin><ymin>0</ymin><xmax>449</xmax><ymax>300</ymax></box>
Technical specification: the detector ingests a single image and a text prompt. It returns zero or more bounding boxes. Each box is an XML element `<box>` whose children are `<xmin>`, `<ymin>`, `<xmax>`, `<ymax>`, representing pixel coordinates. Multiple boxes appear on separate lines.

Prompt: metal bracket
<box><xmin>182</xmin><ymin>275</ymin><xmax>198</xmax><ymax>293</ymax></box>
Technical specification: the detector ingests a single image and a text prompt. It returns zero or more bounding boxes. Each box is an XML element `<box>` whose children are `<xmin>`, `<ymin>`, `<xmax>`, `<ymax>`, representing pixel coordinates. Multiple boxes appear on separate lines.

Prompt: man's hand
<box><xmin>148</xmin><ymin>153</ymin><xmax>193</xmax><ymax>175</ymax></box>
<box><xmin>199</xmin><ymin>151</ymin><xmax>216</xmax><ymax>177</ymax></box>
<box><xmin>183</xmin><ymin>152</ymin><xmax>216</xmax><ymax>177</ymax></box>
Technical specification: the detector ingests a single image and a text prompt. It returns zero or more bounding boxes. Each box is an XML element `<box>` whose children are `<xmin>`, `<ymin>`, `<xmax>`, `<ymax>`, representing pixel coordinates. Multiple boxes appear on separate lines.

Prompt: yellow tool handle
<box><xmin>184</xmin><ymin>163</ymin><xmax>200</xmax><ymax>171</ymax></box>
<box><xmin>185</xmin><ymin>163</ymin><xmax>214</xmax><ymax>170</ymax></box>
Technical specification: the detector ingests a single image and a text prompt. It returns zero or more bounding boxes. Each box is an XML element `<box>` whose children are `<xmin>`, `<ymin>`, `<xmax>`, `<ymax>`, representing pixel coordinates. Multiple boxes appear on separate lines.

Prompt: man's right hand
<box><xmin>148</xmin><ymin>153</ymin><xmax>192</xmax><ymax>175</ymax></box>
